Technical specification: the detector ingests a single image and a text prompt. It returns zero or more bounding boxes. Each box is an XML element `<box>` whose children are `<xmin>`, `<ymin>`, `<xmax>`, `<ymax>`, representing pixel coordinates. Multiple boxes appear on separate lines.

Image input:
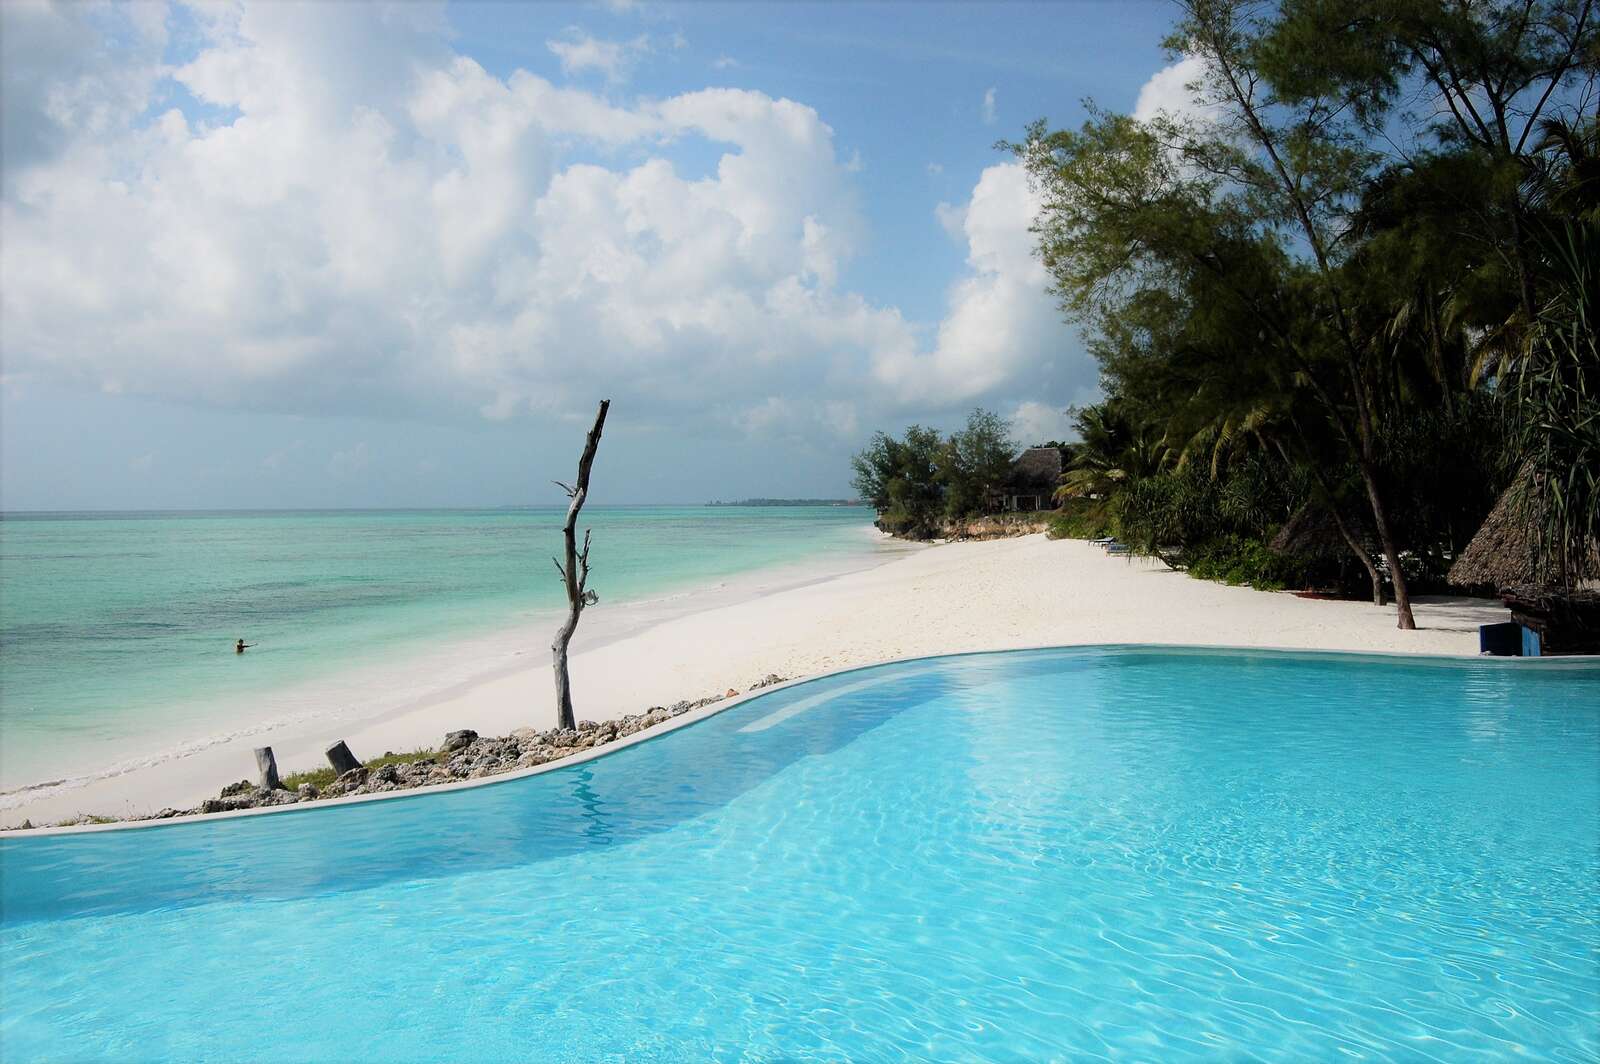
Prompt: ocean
<box><xmin>0</xmin><ymin>506</ymin><xmax>889</xmax><ymax>802</ymax></box>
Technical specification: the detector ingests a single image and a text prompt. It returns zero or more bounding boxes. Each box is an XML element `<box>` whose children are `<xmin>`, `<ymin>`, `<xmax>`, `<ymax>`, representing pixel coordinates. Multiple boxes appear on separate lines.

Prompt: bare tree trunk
<box><xmin>551</xmin><ymin>400</ymin><xmax>610</xmax><ymax>732</ymax></box>
<box><xmin>1329</xmin><ymin>507</ymin><xmax>1384</xmax><ymax>606</ymax></box>
<box><xmin>1358</xmin><ymin>460</ymin><xmax>1416</xmax><ymax>628</ymax></box>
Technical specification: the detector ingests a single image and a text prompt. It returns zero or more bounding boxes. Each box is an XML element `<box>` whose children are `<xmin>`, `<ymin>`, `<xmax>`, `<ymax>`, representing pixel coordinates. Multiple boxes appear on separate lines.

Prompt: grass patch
<box><xmin>281</xmin><ymin>747</ymin><xmax>437</xmax><ymax>792</ymax></box>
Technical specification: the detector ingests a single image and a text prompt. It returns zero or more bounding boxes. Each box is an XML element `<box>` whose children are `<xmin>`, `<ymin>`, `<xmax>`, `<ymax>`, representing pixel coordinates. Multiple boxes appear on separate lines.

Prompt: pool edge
<box><xmin>6</xmin><ymin>641</ymin><xmax>1595</xmax><ymax>841</ymax></box>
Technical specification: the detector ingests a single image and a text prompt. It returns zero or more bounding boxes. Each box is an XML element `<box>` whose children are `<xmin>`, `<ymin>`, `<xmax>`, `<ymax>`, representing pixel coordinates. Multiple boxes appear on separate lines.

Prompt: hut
<box><xmin>1447</xmin><ymin>481</ymin><xmax>1543</xmax><ymax>592</ymax></box>
<box><xmin>992</xmin><ymin>447</ymin><xmax>1067</xmax><ymax>512</ymax></box>
<box><xmin>1270</xmin><ymin>501</ymin><xmax>1363</xmax><ymax>561</ymax></box>
<box><xmin>1449</xmin><ymin>474</ymin><xmax>1600</xmax><ymax>654</ymax></box>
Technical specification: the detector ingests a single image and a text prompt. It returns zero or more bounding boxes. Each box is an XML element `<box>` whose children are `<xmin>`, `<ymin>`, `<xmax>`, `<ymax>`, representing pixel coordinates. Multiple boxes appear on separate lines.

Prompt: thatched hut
<box><xmin>992</xmin><ymin>447</ymin><xmax>1067</xmax><ymax>512</ymax></box>
<box><xmin>1449</xmin><ymin>473</ymin><xmax>1600</xmax><ymax>653</ymax></box>
<box><xmin>1270</xmin><ymin>501</ymin><xmax>1366</xmax><ymax>561</ymax></box>
<box><xmin>1447</xmin><ymin>482</ymin><xmax>1542</xmax><ymax>592</ymax></box>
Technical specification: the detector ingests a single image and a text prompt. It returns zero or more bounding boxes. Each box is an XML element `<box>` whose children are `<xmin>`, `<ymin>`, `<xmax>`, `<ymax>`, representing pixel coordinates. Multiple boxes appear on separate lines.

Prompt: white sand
<box><xmin>8</xmin><ymin>534</ymin><xmax>1509</xmax><ymax>824</ymax></box>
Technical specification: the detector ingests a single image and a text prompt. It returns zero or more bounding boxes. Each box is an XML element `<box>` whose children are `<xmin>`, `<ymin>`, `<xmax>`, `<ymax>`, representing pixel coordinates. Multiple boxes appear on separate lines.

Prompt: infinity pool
<box><xmin>2</xmin><ymin>647</ymin><xmax>1596</xmax><ymax>1061</ymax></box>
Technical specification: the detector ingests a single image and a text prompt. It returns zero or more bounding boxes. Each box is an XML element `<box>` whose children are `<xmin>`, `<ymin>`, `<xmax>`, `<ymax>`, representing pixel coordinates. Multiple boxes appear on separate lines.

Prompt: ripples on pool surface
<box><xmin>2</xmin><ymin>647</ymin><xmax>1597</xmax><ymax>1061</ymax></box>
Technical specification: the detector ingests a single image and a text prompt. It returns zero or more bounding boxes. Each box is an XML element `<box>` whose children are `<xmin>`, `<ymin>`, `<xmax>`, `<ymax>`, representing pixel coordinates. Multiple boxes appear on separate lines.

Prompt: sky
<box><xmin>0</xmin><ymin>0</ymin><xmax>1191</xmax><ymax>509</ymax></box>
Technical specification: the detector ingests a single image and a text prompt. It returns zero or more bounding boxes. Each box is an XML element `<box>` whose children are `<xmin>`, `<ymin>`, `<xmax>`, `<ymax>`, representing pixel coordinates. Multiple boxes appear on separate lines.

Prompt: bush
<box><xmin>1177</xmin><ymin>535</ymin><xmax>1306</xmax><ymax>591</ymax></box>
<box><xmin>1047</xmin><ymin>499</ymin><xmax>1116</xmax><ymax>540</ymax></box>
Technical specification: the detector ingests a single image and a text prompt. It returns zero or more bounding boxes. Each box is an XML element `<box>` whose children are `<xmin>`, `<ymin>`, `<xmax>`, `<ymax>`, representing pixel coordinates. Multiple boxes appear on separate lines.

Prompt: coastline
<box><xmin>4</xmin><ymin>534</ymin><xmax>1510</xmax><ymax>824</ymax></box>
<box><xmin>0</xmin><ymin>525</ymin><xmax>919</xmax><ymax>820</ymax></box>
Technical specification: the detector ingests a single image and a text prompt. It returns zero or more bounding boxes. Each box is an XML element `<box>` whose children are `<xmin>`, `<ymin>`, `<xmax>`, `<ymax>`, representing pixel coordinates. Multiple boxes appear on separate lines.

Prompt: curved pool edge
<box><xmin>7</xmin><ymin>640</ymin><xmax>1594</xmax><ymax>841</ymax></box>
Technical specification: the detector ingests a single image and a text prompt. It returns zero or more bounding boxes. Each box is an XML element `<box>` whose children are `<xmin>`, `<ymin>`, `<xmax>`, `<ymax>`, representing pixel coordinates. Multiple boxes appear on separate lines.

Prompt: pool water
<box><xmin>2</xmin><ymin>647</ymin><xmax>1597</xmax><ymax>1061</ymax></box>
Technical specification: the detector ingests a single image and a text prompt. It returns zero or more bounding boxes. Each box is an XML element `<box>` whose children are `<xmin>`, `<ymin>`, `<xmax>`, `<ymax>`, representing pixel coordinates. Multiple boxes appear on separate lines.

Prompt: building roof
<box><xmin>1448</xmin><ymin>477</ymin><xmax>1542</xmax><ymax>591</ymax></box>
<box><xmin>1007</xmin><ymin>446</ymin><xmax>1067</xmax><ymax>492</ymax></box>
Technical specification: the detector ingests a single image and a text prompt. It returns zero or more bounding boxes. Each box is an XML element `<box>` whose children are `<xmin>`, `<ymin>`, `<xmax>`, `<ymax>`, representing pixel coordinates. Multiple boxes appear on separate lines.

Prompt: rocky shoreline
<box><xmin>10</xmin><ymin>675</ymin><xmax>787</xmax><ymax>831</ymax></box>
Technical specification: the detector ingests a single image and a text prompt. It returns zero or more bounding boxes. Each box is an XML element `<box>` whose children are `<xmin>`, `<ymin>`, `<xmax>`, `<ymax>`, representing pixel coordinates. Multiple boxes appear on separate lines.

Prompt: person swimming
<box><xmin>235</xmin><ymin>639</ymin><xmax>255</xmax><ymax>654</ymax></box>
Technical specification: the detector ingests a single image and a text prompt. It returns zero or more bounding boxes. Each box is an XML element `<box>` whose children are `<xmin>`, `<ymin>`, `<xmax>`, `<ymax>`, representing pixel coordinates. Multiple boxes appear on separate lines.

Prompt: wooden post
<box><xmin>253</xmin><ymin>746</ymin><xmax>282</xmax><ymax>791</ymax></box>
<box><xmin>551</xmin><ymin>399</ymin><xmax>610</xmax><ymax>732</ymax></box>
<box><xmin>325</xmin><ymin>740</ymin><xmax>361</xmax><ymax>776</ymax></box>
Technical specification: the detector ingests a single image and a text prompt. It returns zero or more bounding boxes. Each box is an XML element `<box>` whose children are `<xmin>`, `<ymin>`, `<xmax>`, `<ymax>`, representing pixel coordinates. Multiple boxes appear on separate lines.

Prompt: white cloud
<box><xmin>713</xmin><ymin>55</ymin><xmax>739</xmax><ymax>70</ymax></box>
<box><xmin>1009</xmin><ymin>401</ymin><xmax>1071</xmax><ymax>446</ymax></box>
<box><xmin>873</xmin><ymin>163</ymin><xmax>1066</xmax><ymax>405</ymax></box>
<box><xmin>0</xmin><ymin>1</ymin><xmax>1090</xmax><ymax>442</ymax></box>
<box><xmin>933</xmin><ymin>199</ymin><xmax>965</xmax><ymax>241</ymax></box>
<box><xmin>981</xmin><ymin>86</ymin><xmax>997</xmax><ymax>125</ymax></box>
<box><xmin>926</xmin><ymin>161</ymin><xmax>943</xmax><ymax>175</ymax></box>
<box><xmin>546</xmin><ymin>28</ymin><xmax>650</xmax><ymax>82</ymax></box>
<box><xmin>1133</xmin><ymin>55</ymin><xmax>1219</xmax><ymax>126</ymax></box>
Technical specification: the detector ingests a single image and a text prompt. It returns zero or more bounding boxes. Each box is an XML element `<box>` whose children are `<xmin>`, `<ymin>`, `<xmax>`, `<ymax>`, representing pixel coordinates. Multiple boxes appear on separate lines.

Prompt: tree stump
<box><xmin>325</xmin><ymin>740</ymin><xmax>361</xmax><ymax>776</ymax></box>
<box><xmin>253</xmin><ymin>746</ymin><xmax>282</xmax><ymax>791</ymax></box>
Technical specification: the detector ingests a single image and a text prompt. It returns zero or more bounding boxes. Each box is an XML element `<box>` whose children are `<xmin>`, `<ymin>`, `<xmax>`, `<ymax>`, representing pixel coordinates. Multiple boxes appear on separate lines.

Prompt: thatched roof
<box><xmin>1007</xmin><ymin>447</ymin><xmax>1067</xmax><ymax>492</ymax></box>
<box><xmin>1447</xmin><ymin>480</ymin><xmax>1541</xmax><ymax>592</ymax></box>
<box><xmin>1269</xmin><ymin>501</ymin><xmax>1368</xmax><ymax>559</ymax></box>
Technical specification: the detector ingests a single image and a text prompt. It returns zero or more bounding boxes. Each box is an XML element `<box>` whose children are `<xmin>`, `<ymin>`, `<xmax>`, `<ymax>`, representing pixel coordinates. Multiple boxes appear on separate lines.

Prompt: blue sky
<box><xmin>1</xmin><ymin>0</ymin><xmax>1182</xmax><ymax>509</ymax></box>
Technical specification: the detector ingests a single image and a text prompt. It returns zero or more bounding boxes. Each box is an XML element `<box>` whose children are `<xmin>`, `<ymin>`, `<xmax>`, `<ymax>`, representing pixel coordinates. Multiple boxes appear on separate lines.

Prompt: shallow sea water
<box><xmin>0</xmin><ymin>506</ymin><xmax>882</xmax><ymax>793</ymax></box>
<box><xmin>2</xmin><ymin>647</ymin><xmax>1596</xmax><ymax>1061</ymax></box>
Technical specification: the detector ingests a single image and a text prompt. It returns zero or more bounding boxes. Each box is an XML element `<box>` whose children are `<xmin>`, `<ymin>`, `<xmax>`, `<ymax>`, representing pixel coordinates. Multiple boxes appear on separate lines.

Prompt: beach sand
<box><xmin>9</xmin><ymin>534</ymin><xmax>1510</xmax><ymax>823</ymax></box>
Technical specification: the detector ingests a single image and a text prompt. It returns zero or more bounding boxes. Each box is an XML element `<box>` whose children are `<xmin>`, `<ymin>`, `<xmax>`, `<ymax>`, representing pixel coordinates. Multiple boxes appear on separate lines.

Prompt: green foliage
<box><xmin>1181</xmin><ymin>536</ymin><xmax>1300</xmax><ymax>591</ymax></box>
<box><xmin>938</xmin><ymin>409</ymin><xmax>1018</xmax><ymax>519</ymax></box>
<box><xmin>281</xmin><ymin>748</ymin><xmax>437</xmax><ymax>793</ymax></box>
<box><xmin>1046</xmin><ymin>499</ymin><xmax>1117</xmax><ymax>541</ymax></box>
<box><xmin>851</xmin><ymin>411</ymin><xmax>1020</xmax><ymax>536</ymax></box>
<box><xmin>1513</xmin><ymin>220</ymin><xmax>1600</xmax><ymax>588</ymax></box>
<box><xmin>850</xmin><ymin>425</ymin><xmax>946</xmax><ymax>538</ymax></box>
<box><xmin>1002</xmin><ymin>0</ymin><xmax>1598</xmax><ymax>607</ymax></box>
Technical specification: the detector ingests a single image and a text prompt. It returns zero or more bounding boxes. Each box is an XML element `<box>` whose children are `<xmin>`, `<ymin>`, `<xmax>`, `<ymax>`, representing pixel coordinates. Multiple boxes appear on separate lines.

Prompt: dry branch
<box><xmin>551</xmin><ymin>400</ymin><xmax>610</xmax><ymax>730</ymax></box>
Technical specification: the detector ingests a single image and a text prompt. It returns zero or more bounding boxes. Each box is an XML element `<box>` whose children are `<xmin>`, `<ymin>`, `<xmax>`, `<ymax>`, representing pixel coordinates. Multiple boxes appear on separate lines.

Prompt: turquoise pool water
<box><xmin>2</xmin><ymin>647</ymin><xmax>1596</xmax><ymax>1061</ymax></box>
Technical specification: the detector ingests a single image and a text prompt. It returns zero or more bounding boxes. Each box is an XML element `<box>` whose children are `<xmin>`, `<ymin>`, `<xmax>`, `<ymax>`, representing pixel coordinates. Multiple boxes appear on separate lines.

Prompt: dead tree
<box><xmin>551</xmin><ymin>400</ymin><xmax>610</xmax><ymax>731</ymax></box>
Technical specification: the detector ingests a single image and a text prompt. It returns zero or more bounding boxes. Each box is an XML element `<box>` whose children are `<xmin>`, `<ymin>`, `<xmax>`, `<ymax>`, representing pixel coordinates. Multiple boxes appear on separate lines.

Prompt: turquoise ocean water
<box><xmin>2</xmin><ymin>648</ymin><xmax>1595</xmax><ymax>1059</ymax></box>
<box><xmin>0</xmin><ymin>507</ymin><xmax>884</xmax><ymax>797</ymax></box>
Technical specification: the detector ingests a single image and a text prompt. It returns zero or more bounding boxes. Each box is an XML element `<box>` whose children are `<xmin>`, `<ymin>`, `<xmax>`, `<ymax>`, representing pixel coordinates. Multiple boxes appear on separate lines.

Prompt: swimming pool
<box><xmin>3</xmin><ymin>647</ymin><xmax>1597</xmax><ymax>1061</ymax></box>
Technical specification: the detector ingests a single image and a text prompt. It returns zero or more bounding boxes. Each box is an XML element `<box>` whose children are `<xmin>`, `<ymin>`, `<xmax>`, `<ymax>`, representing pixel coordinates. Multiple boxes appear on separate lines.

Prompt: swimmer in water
<box><xmin>235</xmin><ymin>639</ymin><xmax>255</xmax><ymax>654</ymax></box>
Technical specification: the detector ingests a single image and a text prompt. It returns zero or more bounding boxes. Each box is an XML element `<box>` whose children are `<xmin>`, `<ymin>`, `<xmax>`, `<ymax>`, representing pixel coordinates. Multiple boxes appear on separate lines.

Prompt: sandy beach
<box><xmin>8</xmin><ymin>534</ymin><xmax>1511</xmax><ymax>824</ymax></box>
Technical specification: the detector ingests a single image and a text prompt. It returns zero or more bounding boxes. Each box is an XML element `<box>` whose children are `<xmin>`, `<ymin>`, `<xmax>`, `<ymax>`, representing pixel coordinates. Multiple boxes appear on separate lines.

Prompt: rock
<box><xmin>576</xmin><ymin>719</ymin><xmax>598</xmax><ymax>732</ymax></box>
<box><xmin>297</xmin><ymin>783</ymin><xmax>319</xmax><ymax>800</ymax></box>
<box><xmin>219</xmin><ymin>779</ymin><xmax>254</xmax><ymax>798</ymax></box>
<box><xmin>442</xmin><ymin>729</ymin><xmax>478</xmax><ymax>753</ymax></box>
<box><xmin>725</xmin><ymin>688</ymin><xmax>738</xmax><ymax>697</ymax></box>
<box><xmin>335</xmin><ymin>766</ymin><xmax>368</xmax><ymax>789</ymax></box>
<box><xmin>750</xmin><ymin>673</ymin><xmax>785</xmax><ymax>690</ymax></box>
<box><xmin>371</xmin><ymin>763</ymin><xmax>400</xmax><ymax>785</ymax></box>
<box><xmin>152</xmin><ymin>808</ymin><xmax>182</xmax><ymax>819</ymax></box>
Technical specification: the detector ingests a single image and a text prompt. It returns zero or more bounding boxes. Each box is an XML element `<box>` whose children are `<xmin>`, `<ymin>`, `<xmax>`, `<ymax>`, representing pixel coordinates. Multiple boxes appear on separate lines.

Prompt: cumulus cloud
<box><xmin>1133</xmin><ymin>55</ymin><xmax>1219</xmax><ymax>126</ymax></box>
<box><xmin>981</xmin><ymin>86</ymin><xmax>997</xmax><ymax>125</ymax></box>
<box><xmin>1009</xmin><ymin>401</ymin><xmax>1072</xmax><ymax>446</ymax></box>
<box><xmin>873</xmin><ymin>163</ymin><xmax>1069</xmax><ymax>406</ymax></box>
<box><xmin>0</xmin><ymin>0</ymin><xmax>1089</xmax><ymax>442</ymax></box>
